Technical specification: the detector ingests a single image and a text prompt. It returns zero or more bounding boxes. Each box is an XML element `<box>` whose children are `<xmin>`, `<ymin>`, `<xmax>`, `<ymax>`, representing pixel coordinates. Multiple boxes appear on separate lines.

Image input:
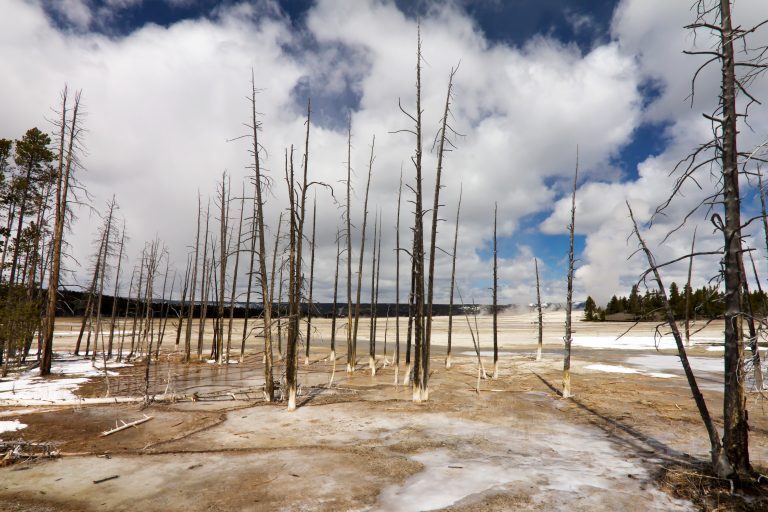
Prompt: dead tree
<box><xmin>305</xmin><ymin>196</ymin><xmax>317</xmax><ymax>366</ymax></box>
<box><xmin>75</xmin><ymin>234</ymin><xmax>105</xmax><ymax>356</ymax></box>
<box><xmin>406</xmin><ymin>28</ymin><xmax>427</xmax><ymax>402</ymax></box>
<box><xmin>92</xmin><ymin>197</ymin><xmax>117</xmax><ymax>362</ymax></box>
<box><xmin>117</xmin><ymin>265</ymin><xmax>135</xmax><ymax>361</ymax></box>
<box><xmin>184</xmin><ymin>194</ymin><xmax>201</xmax><ymax>362</ymax></box>
<box><xmin>175</xmin><ymin>253</ymin><xmax>192</xmax><ymax>347</ymax></box>
<box><xmin>227</xmin><ymin>189</ymin><xmax>245</xmax><ymax>364</ymax></box>
<box><xmin>248</xmin><ymin>73</ymin><xmax>275</xmax><ymax>400</ymax></box>
<box><xmin>535</xmin><ymin>258</ymin><xmax>543</xmax><ymax>362</ymax></box>
<box><xmin>562</xmin><ymin>152</ymin><xmax>578</xmax><ymax>398</ymax></box>
<box><xmin>684</xmin><ymin>229</ymin><xmax>697</xmax><ymax>346</ymax></box>
<box><xmin>628</xmin><ymin>201</ymin><xmax>729</xmax><ymax>477</ymax></box>
<box><xmin>345</xmin><ymin>116</ymin><xmax>354</xmax><ymax>373</ymax></box>
<box><xmin>445</xmin><ymin>186</ymin><xmax>461</xmax><ymax>369</ymax></box>
<box><xmin>270</xmin><ymin>213</ymin><xmax>283</xmax><ymax>362</ymax></box>
<box><xmin>369</xmin><ymin>210</ymin><xmax>378</xmax><ymax>375</ymax></box>
<box><xmin>425</xmin><ymin>65</ymin><xmax>457</xmax><ymax>391</ymax></box>
<box><xmin>330</xmin><ymin>226</ymin><xmax>341</xmax><ymax>363</ymax></box>
<box><xmin>352</xmin><ymin>136</ymin><xmax>375</xmax><ymax>373</ymax></box>
<box><xmin>657</xmin><ymin>0</ymin><xmax>768</xmax><ymax>478</ymax></box>
<box><xmin>373</xmin><ymin>213</ymin><xmax>382</xmax><ymax>368</ymax></box>
<box><xmin>395</xmin><ymin>170</ymin><xmax>403</xmax><ymax>381</ymax></box>
<box><xmin>142</xmin><ymin>238</ymin><xmax>164</xmax><ymax>405</ymax></box>
<box><xmin>197</xmin><ymin>202</ymin><xmax>211</xmax><ymax>358</ymax></box>
<box><xmin>215</xmin><ymin>173</ymin><xmax>230</xmax><ymax>363</ymax></box>
<box><xmin>492</xmin><ymin>203</ymin><xmax>499</xmax><ymax>379</ymax></box>
<box><xmin>240</xmin><ymin>196</ymin><xmax>257</xmax><ymax>361</ymax></box>
<box><xmin>107</xmin><ymin>221</ymin><xmax>126</xmax><ymax>358</ymax></box>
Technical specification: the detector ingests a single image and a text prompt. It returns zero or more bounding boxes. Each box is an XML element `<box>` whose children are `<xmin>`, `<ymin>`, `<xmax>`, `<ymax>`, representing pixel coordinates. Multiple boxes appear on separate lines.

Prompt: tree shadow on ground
<box><xmin>531</xmin><ymin>371</ymin><xmax>698</xmax><ymax>468</ymax></box>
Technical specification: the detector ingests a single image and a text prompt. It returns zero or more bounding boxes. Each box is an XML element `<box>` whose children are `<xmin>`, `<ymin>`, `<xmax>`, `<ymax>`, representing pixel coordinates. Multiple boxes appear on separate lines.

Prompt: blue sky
<box><xmin>5</xmin><ymin>0</ymin><xmax>768</xmax><ymax>305</ymax></box>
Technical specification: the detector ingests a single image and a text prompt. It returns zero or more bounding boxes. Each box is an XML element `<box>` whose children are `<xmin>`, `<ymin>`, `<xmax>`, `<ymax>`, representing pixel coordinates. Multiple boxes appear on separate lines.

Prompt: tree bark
<box><xmin>562</xmin><ymin>151</ymin><xmax>578</xmax><ymax>398</ymax></box>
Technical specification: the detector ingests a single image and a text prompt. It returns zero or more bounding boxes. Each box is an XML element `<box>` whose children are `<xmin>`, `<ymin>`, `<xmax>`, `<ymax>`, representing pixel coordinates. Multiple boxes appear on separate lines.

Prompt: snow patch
<box><xmin>0</xmin><ymin>419</ymin><xmax>27</xmax><ymax>433</ymax></box>
<box><xmin>585</xmin><ymin>364</ymin><xmax>639</xmax><ymax>374</ymax></box>
<box><xmin>586</xmin><ymin>364</ymin><xmax>677</xmax><ymax>379</ymax></box>
<box><xmin>0</xmin><ymin>354</ymin><xmax>131</xmax><ymax>403</ymax></box>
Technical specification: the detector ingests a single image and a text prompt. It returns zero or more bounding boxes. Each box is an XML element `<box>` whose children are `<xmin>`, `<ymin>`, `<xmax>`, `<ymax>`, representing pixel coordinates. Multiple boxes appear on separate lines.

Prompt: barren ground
<box><xmin>1</xmin><ymin>310</ymin><xmax>767</xmax><ymax>511</ymax></box>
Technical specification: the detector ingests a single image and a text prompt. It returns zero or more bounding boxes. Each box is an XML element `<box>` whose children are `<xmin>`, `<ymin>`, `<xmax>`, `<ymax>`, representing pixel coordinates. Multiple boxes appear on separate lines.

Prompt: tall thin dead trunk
<box><xmin>628</xmin><ymin>201</ymin><xmax>729</xmax><ymax>476</ymax></box>
<box><xmin>227</xmin><ymin>190</ymin><xmax>245</xmax><ymax>364</ymax></box>
<box><xmin>424</xmin><ymin>66</ymin><xmax>456</xmax><ymax>394</ymax></box>
<box><xmin>216</xmin><ymin>173</ymin><xmax>230</xmax><ymax>364</ymax></box>
<box><xmin>562</xmin><ymin>151</ymin><xmax>578</xmax><ymax>398</ymax></box>
<box><xmin>352</xmin><ymin>136</ymin><xmax>375</xmax><ymax>373</ymax></box>
<box><xmin>184</xmin><ymin>194</ymin><xmax>201</xmax><ymax>362</ymax></box>
<box><xmin>175</xmin><ymin>253</ymin><xmax>192</xmax><ymax>347</ymax></box>
<box><xmin>270</xmin><ymin>213</ymin><xmax>283</xmax><ymax>363</ymax></box>
<box><xmin>373</xmin><ymin>213</ymin><xmax>382</xmax><ymax>370</ymax></box>
<box><xmin>534</xmin><ymin>258</ymin><xmax>543</xmax><ymax>361</ymax></box>
<box><xmin>92</xmin><ymin>198</ymin><xmax>117</xmax><ymax>362</ymax></box>
<box><xmin>331</xmin><ymin>227</ymin><xmax>341</xmax><ymax>363</ymax></box>
<box><xmin>240</xmin><ymin>196</ymin><xmax>257</xmax><ymax>361</ymax></box>
<box><xmin>107</xmin><ymin>221</ymin><xmax>126</xmax><ymax>359</ymax></box>
<box><xmin>248</xmin><ymin>72</ymin><xmax>275</xmax><ymax>400</ymax></box>
<box><xmin>197</xmin><ymin>202</ymin><xmax>211</xmax><ymax>358</ymax></box>
<box><xmin>345</xmin><ymin>117</ymin><xmax>354</xmax><ymax>373</ymax></box>
<box><xmin>446</xmin><ymin>186</ymin><xmax>461</xmax><ymax>369</ymax></box>
<box><xmin>369</xmin><ymin>210</ymin><xmax>378</xmax><ymax>375</ymax></box>
<box><xmin>717</xmin><ymin>0</ymin><xmax>750</xmax><ymax>477</ymax></box>
<box><xmin>395</xmin><ymin>171</ymin><xmax>402</xmax><ymax>382</ymax></box>
<box><xmin>685</xmin><ymin>229</ymin><xmax>697</xmax><ymax>346</ymax></box>
<box><xmin>305</xmin><ymin>197</ymin><xmax>316</xmax><ymax>366</ymax></box>
<box><xmin>492</xmin><ymin>203</ymin><xmax>499</xmax><ymax>379</ymax></box>
<box><xmin>410</xmin><ymin>29</ymin><xmax>426</xmax><ymax>402</ymax></box>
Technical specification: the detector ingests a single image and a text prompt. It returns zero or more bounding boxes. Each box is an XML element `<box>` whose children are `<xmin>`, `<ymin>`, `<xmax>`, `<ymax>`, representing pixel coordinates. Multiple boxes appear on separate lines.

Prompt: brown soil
<box><xmin>1</xmin><ymin>314</ymin><xmax>767</xmax><ymax>511</ymax></box>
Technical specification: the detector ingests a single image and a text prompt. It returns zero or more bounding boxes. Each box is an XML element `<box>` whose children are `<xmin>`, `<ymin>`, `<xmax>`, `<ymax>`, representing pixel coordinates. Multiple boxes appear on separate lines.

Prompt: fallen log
<box><xmin>100</xmin><ymin>415</ymin><xmax>153</xmax><ymax>437</ymax></box>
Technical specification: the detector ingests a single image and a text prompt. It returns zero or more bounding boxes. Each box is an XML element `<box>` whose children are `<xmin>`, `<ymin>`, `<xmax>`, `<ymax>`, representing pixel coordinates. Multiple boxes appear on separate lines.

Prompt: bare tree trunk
<box><xmin>535</xmin><ymin>258</ymin><xmax>543</xmax><ymax>362</ymax></box>
<box><xmin>227</xmin><ymin>190</ymin><xmax>245</xmax><ymax>364</ymax></box>
<box><xmin>216</xmin><ymin>173</ymin><xmax>230</xmax><ymax>364</ymax></box>
<box><xmin>76</xmin><ymin>230</ymin><xmax>107</xmax><ymax>355</ymax></box>
<box><xmin>562</xmin><ymin>151</ymin><xmax>578</xmax><ymax>398</ymax></box>
<box><xmin>248</xmin><ymin>73</ymin><xmax>275</xmax><ymax>400</ymax></box>
<box><xmin>92</xmin><ymin>199</ymin><xmax>117</xmax><ymax>363</ymax></box>
<box><xmin>305</xmin><ymin>197</ymin><xmax>316</xmax><ymax>366</ymax></box>
<box><xmin>240</xmin><ymin>196</ymin><xmax>257</xmax><ymax>361</ymax></box>
<box><xmin>424</xmin><ymin>66</ymin><xmax>456</xmax><ymax>394</ymax></box>
<box><xmin>175</xmin><ymin>253</ymin><xmax>192</xmax><ymax>347</ymax></box>
<box><xmin>330</xmin><ymin>227</ymin><xmax>341</xmax><ymax>364</ymax></box>
<box><xmin>352</xmin><ymin>136</ymin><xmax>375</xmax><ymax>374</ymax></box>
<box><xmin>197</xmin><ymin>203</ymin><xmax>211</xmax><ymax>358</ymax></box>
<box><xmin>446</xmin><ymin>186</ymin><xmax>461</xmax><ymax>369</ymax></box>
<box><xmin>746</xmin><ymin>252</ymin><xmax>765</xmax><ymax>390</ymax></box>
<box><xmin>369</xmin><ymin>210</ymin><xmax>378</xmax><ymax>375</ymax></box>
<box><xmin>492</xmin><ymin>203</ymin><xmax>499</xmax><ymax>379</ymax></box>
<box><xmin>270</xmin><ymin>213</ymin><xmax>283</xmax><ymax>363</ymax></box>
<box><xmin>107</xmin><ymin>222</ymin><xmax>126</xmax><ymax>359</ymax></box>
<box><xmin>685</xmin><ymin>229</ymin><xmax>696</xmax><ymax>346</ymax></box>
<box><xmin>395</xmin><ymin>171</ymin><xmax>402</xmax><ymax>381</ymax></box>
<box><xmin>405</xmin><ymin>271</ymin><xmax>414</xmax><ymax>385</ymax></box>
<box><xmin>118</xmin><ymin>268</ymin><xmax>135</xmax><ymax>362</ymax></box>
<box><xmin>717</xmin><ymin>0</ymin><xmax>750</xmax><ymax>477</ymax></box>
<box><xmin>373</xmin><ymin>213</ymin><xmax>382</xmax><ymax>370</ymax></box>
<box><xmin>129</xmin><ymin>257</ymin><xmax>145</xmax><ymax>360</ymax></box>
<box><xmin>409</xmin><ymin>28</ymin><xmax>426</xmax><ymax>402</ymax></box>
<box><xmin>184</xmin><ymin>194</ymin><xmax>201</xmax><ymax>362</ymax></box>
<box><xmin>142</xmin><ymin>239</ymin><xmax>163</xmax><ymax>405</ymax></box>
<box><xmin>627</xmin><ymin>201</ymin><xmax>730</xmax><ymax>476</ymax></box>
<box><xmin>345</xmin><ymin>117</ymin><xmax>354</xmax><ymax>373</ymax></box>
<box><xmin>156</xmin><ymin>265</ymin><xmax>173</xmax><ymax>359</ymax></box>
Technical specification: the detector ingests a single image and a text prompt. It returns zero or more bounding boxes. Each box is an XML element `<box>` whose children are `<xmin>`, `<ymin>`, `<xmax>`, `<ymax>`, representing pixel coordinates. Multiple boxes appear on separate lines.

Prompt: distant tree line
<box><xmin>583</xmin><ymin>283</ymin><xmax>768</xmax><ymax>322</ymax></box>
